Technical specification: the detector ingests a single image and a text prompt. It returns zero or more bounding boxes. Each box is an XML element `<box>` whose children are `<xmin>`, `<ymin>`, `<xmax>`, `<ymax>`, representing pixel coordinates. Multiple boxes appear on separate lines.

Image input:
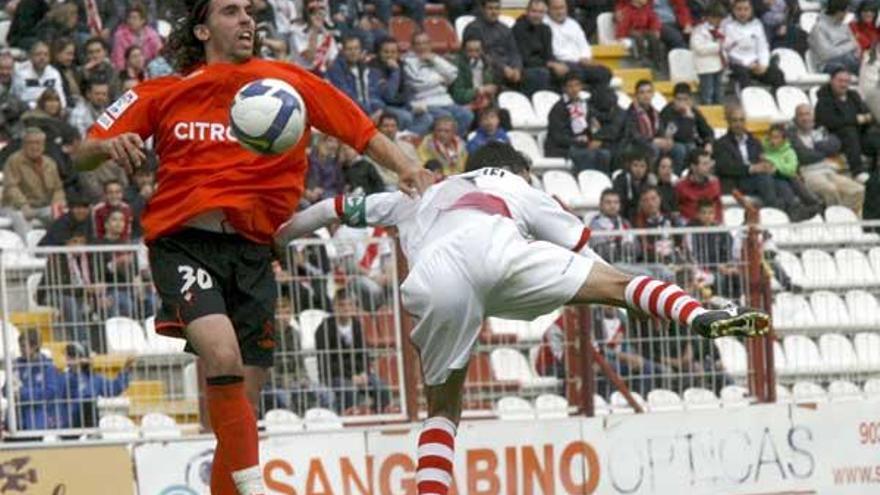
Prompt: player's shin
<box><xmin>623</xmin><ymin>275</ymin><xmax>707</xmax><ymax>326</ymax></box>
<box><xmin>416</xmin><ymin>416</ymin><xmax>457</xmax><ymax>495</ymax></box>
<box><xmin>206</xmin><ymin>375</ymin><xmax>265</xmax><ymax>495</ymax></box>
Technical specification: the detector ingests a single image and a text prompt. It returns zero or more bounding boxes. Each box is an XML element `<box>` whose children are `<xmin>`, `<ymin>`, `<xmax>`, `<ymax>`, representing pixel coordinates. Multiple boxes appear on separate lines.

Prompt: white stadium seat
<box><xmin>534</xmin><ymin>393</ymin><xmax>569</xmax><ymax>419</ymax></box>
<box><xmin>828</xmin><ymin>380</ymin><xmax>862</xmax><ymax>402</ymax></box>
<box><xmin>25</xmin><ymin>229</ymin><xmax>45</xmax><ymax>249</ymax></box>
<box><xmin>772</xmin><ymin>48</ymin><xmax>829</xmax><ymax>86</ymax></box>
<box><xmin>760</xmin><ymin>207</ymin><xmax>794</xmax><ymax>245</ymax></box>
<box><xmin>498</xmin><ymin>14</ymin><xmax>515</xmax><ymax>28</ymax></box>
<box><xmin>683</xmin><ymin>387</ymin><xmax>721</xmax><ymax>410</ymax></box>
<box><xmin>297</xmin><ymin>309</ymin><xmax>328</xmax><ymax>351</ymax></box>
<box><xmin>818</xmin><ymin>333</ymin><xmax>858</xmax><ymax>373</ymax></box>
<box><xmin>543</xmin><ymin>171</ymin><xmax>585</xmax><ymax>208</ymax></box>
<box><xmin>775</xmin><ymin>86</ymin><xmax>810</xmax><ymax>121</ymax></box>
<box><xmin>489</xmin><ymin>310</ymin><xmax>559</xmax><ymax>342</ymax></box>
<box><xmin>593</xmin><ymin>394</ymin><xmax>611</xmax><ymax>416</ymax></box>
<box><xmin>773</xmin><ymin>292</ymin><xmax>815</xmax><ymax>331</ymax></box>
<box><xmin>596</xmin><ymin>12</ymin><xmax>631</xmax><ymax>47</ymax></box>
<box><xmin>0</xmin><ymin>322</ymin><xmax>20</xmax><ymax>360</ymax></box>
<box><xmin>854</xmin><ymin>333</ymin><xmax>880</xmax><ymax>372</ymax></box>
<box><xmin>809</xmin><ymin>291</ymin><xmax>850</xmax><ymax>328</ymax></box>
<box><xmin>808</xmin><ymin>84</ymin><xmax>821</xmax><ymax>105</ymax></box>
<box><xmin>723</xmin><ymin>207</ymin><xmax>744</xmax><ymax>227</ymax></box>
<box><xmin>531</xmin><ymin>90</ymin><xmax>560</xmax><ymax>127</ymax></box>
<box><xmin>454</xmin><ymin>15</ymin><xmax>475</xmax><ymax>42</ymax></box>
<box><xmin>183</xmin><ymin>362</ymin><xmax>199</xmax><ymax>401</ymax></box>
<box><xmin>499</xmin><ymin>91</ymin><xmax>541</xmax><ymax>129</ymax></box>
<box><xmin>105</xmin><ymin>317</ymin><xmax>148</xmax><ymax>353</ymax></box>
<box><xmin>610</xmin><ymin>391</ymin><xmax>647</xmax><ymax>414</ymax></box>
<box><xmin>775</xmin><ymin>250</ymin><xmax>807</xmax><ymax>289</ymax></box>
<box><xmin>616</xmin><ymin>90</ymin><xmax>632</xmax><ymax>109</ymax></box>
<box><xmin>800</xmin><ymin>13</ymin><xmax>819</xmax><ymax>34</ymax></box>
<box><xmin>783</xmin><ymin>335</ymin><xmax>824</xmax><ymax>374</ymax></box>
<box><xmin>792</xmin><ymin>380</ymin><xmax>827</xmax><ymax>403</ymax></box>
<box><xmin>651</xmin><ymin>92</ymin><xmax>667</xmax><ymax>112</ymax></box>
<box><xmin>800</xmin><ymin>249</ymin><xmax>839</xmax><ymax>289</ymax></box>
<box><xmin>495</xmin><ymin>396</ymin><xmax>535</xmax><ymax>420</ymax></box>
<box><xmin>647</xmin><ymin>389</ymin><xmax>684</xmax><ymax>412</ymax></box>
<box><xmin>720</xmin><ymin>385</ymin><xmax>750</xmax><ymax>408</ymax></box>
<box><xmin>144</xmin><ymin>316</ymin><xmax>186</xmax><ymax>354</ymax></box>
<box><xmin>99</xmin><ymin>414</ymin><xmax>139</xmax><ymax>440</ymax></box>
<box><xmin>303</xmin><ymin>408</ymin><xmax>344</xmax><ymax>431</ymax></box>
<box><xmin>835</xmin><ymin>248</ymin><xmax>877</xmax><ymax>287</ymax></box>
<box><xmin>264</xmin><ymin>409</ymin><xmax>303</xmax><ymax>433</ymax></box>
<box><xmin>826</xmin><ymin>205</ymin><xmax>880</xmax><ymax>243</ymax></box>
<box><xmin>668</xmin><ymin>48</ymin><xmax>697</xmax><ymax>83</ymax></box>
<box><xmin>871</xmin><ymin>247</ymin><xmax>880</xmax><ymax>277</ymax></box>
<box><xmin>775</xmin><ymin>338</ymin><xmax>790</xmax><ymax>376</ymax></box>
<box><xmin>776</xmin><ymin>384</ymin><xmax>792</xmax><ymax>403</ymax></box>
<box><xmin>578</xmin><ymin>169</ymin><xmax>613</xmax><ymax>209</ymax></box>
<box><xmin>508</xmin><ymin>131</ymin><xmax>566</xmax><ymax>170</ymax></box>
<box><xmin>846</xmin><ymin>290</ymin><xmax>880</xmax><ymax>327</ymax></box>
<box><xmin>864</xmin><ymin>378</ymin><xmax>880</xmax><ymax>399</ymax></box>
<box><xmin>140</xmin><ymin>412</ymin><xmax>182</xmax><ymax>439</ymax></box>
<box><xmin>741</xmin><ymin>87</ymin><xmax>785</xmax><ymax>122</ymax></box>
<box><xmin>714</xmin><ymin>337</ymin><xmax>748</xmax><ymax>376</ymax></box>
<box><xmin>490</xmin><ymin>347</ymin><xmax>558</xmax><ymax>389</ymax></box>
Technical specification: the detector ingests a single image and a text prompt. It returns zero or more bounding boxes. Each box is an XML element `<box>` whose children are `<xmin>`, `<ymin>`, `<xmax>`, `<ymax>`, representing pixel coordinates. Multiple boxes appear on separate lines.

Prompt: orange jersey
<box><xmin>88</xmin><ymin>58</ymin><xmax>377</xmax><ymax>244</ymax></box>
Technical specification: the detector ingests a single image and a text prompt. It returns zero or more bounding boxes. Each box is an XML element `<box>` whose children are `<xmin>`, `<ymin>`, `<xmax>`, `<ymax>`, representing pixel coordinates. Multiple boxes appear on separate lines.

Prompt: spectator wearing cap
<box><xmin>404</xmin><ymin>31</ymin><xmax>474</xmax><ymax>137</ymax></box>
<box><xmin>513</xmin><ymin>0</ymin><xmax>568</xmax><ymax>90</ymax></box>
<box><xmin>659</xmin><ymin>83</ymin><xmax>714</xmax><ymax>174</ymax></box>
<box><xmin>6</xmin><ymin>330</ymin><xmax>65</xmax><ymax>431</ymax></box>
<box><xmin>467</xmin><ymin>107</ymin><xmax>509</xmax><ymax>154</ymax></box>
<box><xmin>545</xmin><ymin>73</ymin><xmax>611</xmax><ymax>174</ymax></box>
<box><xmin>69</xmin><ymin>80</ymin><xmax>110</xmax><ymax>138</ymax></box>
<box><xmin>417</xmin><ymin>115</ymin><xmax>468</xmax><ymax>176</ymax></box>
<box><xmin>809</xmin><ymin>0</ymin><xmax>861</xmax><ymax>74</ymax></box>
<box><xmin>12</xmin><ymin>41</ymin><xmax>67</xmax><ymax>110</ymax></box>
<box><xmin>464</xmin><ymin>0</ymin><xmax>543</xmax><ymax>95</ymax></box>
<box><xmin>328</xmin><ymin>36</ymin><xmax>384</xmax><ymax>120</ymax></box>
<box><xmin>543</xmin><ymin>0</ymin><xmax>612</xmax><ymax>90</ymax></box>
<box><xmin>852</xmin><ymin>1</ymin><xmax>880</xmax><ymax>51</ymax></box>
<box><xmin>1</xmin><ymin>127</ymin><xmax>66</xmax><ymax>237</ymax></box>
<box><xmin>111</xmin><ymin>2</ymin><xmax>163</xmax><ymax>71</ymax></box>
<box><xmin>79</xmin><ymin>37</ymin><xmax>120</xmax><ymax>97</ymax></box>
<box><xmin>60</xmin><ymin>343</ymin><xmax>133</xmax><ymax>428</ymax></box>
<box><xmin>449</xmin><ymin>37</ymin><xmax>500</xmax><ymax>118</ymax></box>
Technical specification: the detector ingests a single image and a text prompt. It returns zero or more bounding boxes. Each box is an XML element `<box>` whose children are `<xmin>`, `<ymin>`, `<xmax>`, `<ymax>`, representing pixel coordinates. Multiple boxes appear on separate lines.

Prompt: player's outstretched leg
<box><xmin>417</xmin><ymin>368</ymin><xmax>468</xmax><ymax>495</ymax></box>
<box><xmin>570</xmin><ymin>264</ymin><xmax>770</xmax><ymax>338</ymax></box>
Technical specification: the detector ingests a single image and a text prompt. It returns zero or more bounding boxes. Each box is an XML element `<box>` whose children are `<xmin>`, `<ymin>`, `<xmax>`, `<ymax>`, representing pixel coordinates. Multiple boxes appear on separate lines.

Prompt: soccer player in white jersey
<box><xmin>275</xmin><ymin>142</ymin><xmax>769</xmax><ymax>495</ymax></box>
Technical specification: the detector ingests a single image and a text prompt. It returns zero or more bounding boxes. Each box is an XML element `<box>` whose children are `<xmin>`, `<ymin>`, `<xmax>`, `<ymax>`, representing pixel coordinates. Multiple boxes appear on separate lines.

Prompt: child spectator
<box><xmin>417</xmin><ymin>116</ymin><xmax>468</xmax><ymax>176</ymax></box>
<box><xmin>687</xmin><ymin>200</ymin><xmax>742</xmax><ymax>299</ymax></box>
<box><xmin>467</xmin><ymin>107</ymin><xmax>509</xmax><ymax>154</ymax></box>
<box><xmin>615</xmin><ymin>0</ymin><xmax>666</xmax><ymax>71</ymax></box>
<box><xmin>60</xmin><ymin>343</ymin><xmax>132</xmax><ymax>428</ymax></box>
<box><xmin>851</xmin><ymin>0</ymin><xmax>880</xmax><ymax>52</ymax></box>
<box><xmin>613</xmin><ymin>149</ymin><xmax>657</xmax><ymax>222</ymax></box>
<box><xmin>691</xmin><ymin>3</ymin><xmax>727</xmax><ymax>105</ymax></box>
<box><xmin>723</xmin><ymin>0</ymin><xmax>785</xmax><ymax>91</ymax></box>
<box><xmin>762</xmin><ymin>123</ymin><xmax>825</xmax><ymax>216</ymax></box>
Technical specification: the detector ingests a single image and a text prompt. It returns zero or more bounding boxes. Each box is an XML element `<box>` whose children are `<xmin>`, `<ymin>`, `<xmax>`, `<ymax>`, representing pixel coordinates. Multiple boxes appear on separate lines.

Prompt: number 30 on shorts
<box><xmin>178</xmin><ymin>265</ymin><xmax>214</xmax><ymax>293</ymax></box>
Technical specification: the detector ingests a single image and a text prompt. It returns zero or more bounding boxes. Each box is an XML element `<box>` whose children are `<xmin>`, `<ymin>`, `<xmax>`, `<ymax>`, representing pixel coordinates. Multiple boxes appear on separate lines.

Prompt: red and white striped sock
<box><xmin>624</xmin><ymin>275</ymin><xmax>707</xmax><ymax>326</ymax></box>
<box><xmin>416</xmin><ymin>416</ymin><xmax>456</xmax><ymax>495</ymax></box>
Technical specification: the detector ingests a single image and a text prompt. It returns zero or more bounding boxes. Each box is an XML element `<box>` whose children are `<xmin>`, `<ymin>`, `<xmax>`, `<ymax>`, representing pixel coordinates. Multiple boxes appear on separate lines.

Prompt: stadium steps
<box><xmin>613</xmin><ymin>68</ymin><xmax>654</xmax><ymax>93</ymax></box>
<box><xmin>592</xmin><ymin>45</ymin><xmax>628</xmax><ymax>69</ymax></box>
<box><xmin>10</xmin><ymin>310</ymin><xmax>53</xmax><ymax>336</ymax></box>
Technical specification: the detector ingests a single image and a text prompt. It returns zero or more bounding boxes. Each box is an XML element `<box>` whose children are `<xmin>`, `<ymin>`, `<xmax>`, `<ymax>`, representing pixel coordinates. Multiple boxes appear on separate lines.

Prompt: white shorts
<box><xmin>400</xmin><ymin>213</ymin><xmax>595</xmax><ymax>386</ymax></box>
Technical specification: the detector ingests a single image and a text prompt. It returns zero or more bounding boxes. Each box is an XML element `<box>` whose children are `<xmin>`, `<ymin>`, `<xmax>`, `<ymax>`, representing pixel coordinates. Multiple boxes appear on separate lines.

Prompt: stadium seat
<box><xmin>854</xmin><ymin>333</ymin><xmax>880</xmax><ymax>372</ymax></box>
<box><xmin>489</xmin><ymin>309</ymin><xmax>559</xmax><ymax>342</ymax></box>
<box><xmin>720</xmin><ymin>385</ymin><xmax>750</xmax><ymax>408</ymax></box>
<box><xmin>789</xmin><ymin>213</ymin><xmax>827</xmax><ymax>245</ymax></box>
<box><xmin>578</xmin><ymin>169</ymin><xmax>614</xmax><ymax>209</ymax></box>
<box><xmin>826</xmin><ymin>205</ymin><xmax>880</xmax><ymax>244</ymax></box>
<box><xmin>499</xmin><ymin>91</ymin><xmax>541</xmax><ymax>129</ymax></box>
<box><xmin>683</xmin><ymin>387</ymin><xmax>721</xmax><ymax>410</ymax></box>
<box><xmin>105</xmin><ymin>317</ymin><xmax>148</xmax><ymax>353</ymax></box>
<box><xmin>775</xmin><ymin>250</ymin><xmax>807</xmax><ymax>288</ymax></box>
<box><xmin>714</xmin><ymin>337</ymin><xmax>748</xmax><ymax>376</ymax></box>
<box><xmin>741</xmin><ymin>87</ymin><xmax>785</xmax><ymax>122</ymax></box>
<box><xmin>846</xmin><ymin>290</ymin><xmax>880</xmax><ymax>327</ymax></box>
<box><xmin>610</xmin><ymin>390</ymin><xmax>646</xmax><ymax>414</ymax></box>
<box><xmin>297</xmin><ymin>309</ymin><xmax>328</xmax><ymax>351</ymax></box>
<box><xmin>783</xmin><ymin>335</ymin><xmax>825</xmax><ymax>374</ymax></box>
<box><xmin>800</xmin><ymin>12</ymin><xmax>819</xmax><ymax>33</ymax></box>
<box><xmin>723</xmin><ymin>207</ymin><xmax>745</xmax><ymax>227</ymax></box>
<box><xmin>389</xmin><ymin>16</ymin><xmax>418</xmax><ymax>51</ymax></box>
<box><xmin>773</xmin><ymin>292</ymin><xmax>816</xmax><ymax>331</ymax></box>
<box><xmin>494</xmin><ymin>396</ymin><xmax>534</xmax><ymax>420</ymax></box>
<box><xmin>183</xmin><ymin>362</ymin><xmax>199</xmax><ymax>401</ymax></box>
<box><xmin>424</xmin><ymin>17</ymin><xmax>457</xmax><ymax>54</ymax></box>
<box><xmin>498</xmin><ymin>14</ymin><xmax>515</xmax><ymax>28</ymax></box>
<box><xmin>864</xmin><ymin>378</ymin><xmax>880</xmax><ymax>399</ymax></box>
<box><xmin>615</xmin><ymin>90</ymin><xmax>632</xmax><ymax>109</ymax></box>
<box><xmin>490</xmin><ymin>347</ymin><xmax>558</xmax><ymax>389</ymax></box>
<box><xmin>264</xmin><ymin>409</ymin><xmax>303</xmax><ymax>433</ymax></box>
<box><xmin>772</xmin><ymin>48</ymin><xmax>829</xmax><ymax>86</ymax></box>
<box><xmin>99</xmin><ymin>414</ymin><xmax>139</xmax><ymax>440</ymax></box>
<box><xmin>808</xmin><ymin>84</ymin><xmax>821</xmax><ymax>105</ymax></box>
<box><xmin>760</xmin><ymin>207</ymin><xmax>794</xmax><ymax>245</ymax></box>
<box><xmin>775</xmin><ymin>338</ymin><xmax>791</xmax><ymax>375</ymax></box>
<box><xmin>454</xmin><ymin>15</ymin><xmax>475</xmax><ymax>42</ymax></box>
<box><xmin>534</xmin><ymin>393</ymin><xmax>569</xmax><ymax>419</ymax></box>
<box><xmin>593</xmin><ymin>394</ymin><xmax>611</xmax><ymax>416</ymax></box>
<box><xmin>792</xmin><ymin>380</ymin><xmax>827</xmax><ymax>403</ymax></box>
<box><xmin>140</xmin><ymin>412</ymin><xmax>182</xmax><ymax>439</ymax></box>
<box><xmin>809</xmin><ymin>291</ymin><xmax>851</xmax><ymax>328</ymax></box>
<box><xmin>871</xmin><ymin>247</ymin><xmax>880</xmax><ymax>277</ymax></box>
<box><xmin>304</xmin><ymin>356</ymin><xmax>320</xmax><ymax>384</ymax></box>
<box><xmin>800</xmin><ymin>249</ymin><xmax>839</xmax><ymax>289</ymax></box>
<box><xmin>303</xmin><ymin>408</ymin><xmax>344</xmax><ymax>431</ymax></box>
<box><xmin>647</xmin><ymin>389</ymin><xmax>684</xmax><ymax>412</ymax></box>
<box><xmin>0</xmin><ymin>230</ymin><xmax>44</xmax><ymax>270</ymax></box>
<box><xmin>144</xmin><ymin>316</ymin><xmax>186</xmax><ymax>354</ymax></box>
<box><xmin>828</xmin><ymin>380</ymin><xmax>862</xmax><ymax>402</ymax></box>
<box><xmin>775</xmin><ymin>86</ymin><xmax>810</xmax><ymax>121</ymax></box>
<box><xmin>776</xmin><ymin>384</ymin><xmax>792</xmax><ymax>403</ymax></box>
<box><xmin>834</xmin><ymin>249</ymin><xmax>877</xmax><ymax>288</ymax></box>
<box><xmin>0</xmin><ymin>322</ymin><xmax>20</xmax><ymax>360</ymax></box>
<box><xmin>543</xmin><ymin>170</ymin><xmax>585</xmax><ymax>208</ymax></box>
<box><xmin>531</xmin><ymin>90</ymin><xmax>560</xmax><ymax>127</ymax></box>
<box><xmin>25</xmin><ymin>272</ymin><xmax>47</xmax><ymax>311</ymax></box>
<box><xmin>799</xmin><ymin>0</ymin><xmax>822</xmax><ymax>11</ymax></box>
<box><xmin>25</xmin><ymin>229</ymin><xmax>45</xmax><ymax>249</ymax></box>
<box><xmin>596</xmin><ymin>12</ymin><xmax>630</xmax><ymax>47</ymax></box>
<box><xmin>818</xmin><ymin>333</ymin><xmax>858</xmax><ymax>373</ymax></box>
<box><xmin>651</xmin><ymin>92</ymin><xmax>668</xmax><ymax>112</ymax></box>
<box><xmin>508</xmin><ymin>131</ymin><xmax>567</xmax><ymax>170</ymax></box>
<box><xmin>668</xmin><ymin>48</ymin><xmax>697</xmax><ymax>83</ymax></box>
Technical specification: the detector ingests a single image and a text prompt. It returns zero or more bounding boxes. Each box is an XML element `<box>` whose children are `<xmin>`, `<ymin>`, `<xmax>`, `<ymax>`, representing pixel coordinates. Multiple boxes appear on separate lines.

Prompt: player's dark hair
<box><xmin>341</xmin><ymin>35</ymin><xmax>361</xmax><ymax>48</ymax></box>
<box><xmin>168</xmin><ymin>0</ymin><xmax>261</xmax><ymax>74</ymax></box>
<box><xmin>621</xmin><ymin>148</ymin><xmax>648</xmax><ymax>169</ymax></box>
<box><xmin>465</xmin><ymin>141</ymin><xmax>531</xmax><ymax>175</ymax></box>
<box><xmin>562</xmin><ymin>71</ymin><xmax>582</xmax><ymax>86</ymax></box>
<box><xmin>599</xmin><ymin>188</ymin><xmax>619</xmax><ymax>202</ymax></box>
<box><xmin>673</xmin><ymin>82</ymin><xmax>692</xmax><ymax>96</ymax></box>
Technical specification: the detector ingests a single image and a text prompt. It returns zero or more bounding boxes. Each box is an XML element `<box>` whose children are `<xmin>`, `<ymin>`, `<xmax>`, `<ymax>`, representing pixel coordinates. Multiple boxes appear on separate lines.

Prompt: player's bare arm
<box><xmin>73</xmin><ymin>134</ymin><xmax>146</xmax><ymax>172</ymax></box>
<box><xmin>364</xmin><ymin>133</ymin><xmax>433</xmax><ymax>196</ymax></box>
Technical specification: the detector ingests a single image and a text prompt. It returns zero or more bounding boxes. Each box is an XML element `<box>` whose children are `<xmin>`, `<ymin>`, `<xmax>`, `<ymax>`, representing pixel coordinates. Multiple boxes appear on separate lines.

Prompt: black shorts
<box><xmin>148</xmin><ymin>228</ymin><xmax>277</xmax><ymax>367</ymax></box>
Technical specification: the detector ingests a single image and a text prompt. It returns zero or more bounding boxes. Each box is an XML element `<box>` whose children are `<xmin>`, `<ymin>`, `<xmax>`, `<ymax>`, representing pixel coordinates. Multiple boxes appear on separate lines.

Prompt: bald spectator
<box><xmin>12</xmin><ymin>41</ymin><xmax>66</xmax><ymax>109</ymax></box>
<box><xmin>68</xmin><ymin>80</ymin><xmax>110</xmax><ymax>137</ymax></box>
<box><xmin>1</xmin><ymin>127</ymin><xmax>66</xmax><ymax>236</ymax></box>
<box><xmin>788</xmin><ymin>104</ymin><xmax>864</xmax><ymax>212</ymax></box>
<box><xmin>543</xmin><ymin>0</ymin><xmax>612</xmax><ymax>90</ymax></box>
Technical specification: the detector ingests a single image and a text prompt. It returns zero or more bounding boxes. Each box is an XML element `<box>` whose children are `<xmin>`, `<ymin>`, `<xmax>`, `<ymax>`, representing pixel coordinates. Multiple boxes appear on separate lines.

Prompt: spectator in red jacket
<box><xmin>675</xmin><ymin>148</ymin><xmax>723</xmax><ymax>223</ymax></box>
<box><xmin>851</xmin><ymin>0</ymin><xmax>880</xmax><ymax>51</ymax></box>
<box><xmin>91</xmin><ymin>179</ymin><xmax>133</xmax><ymax>241</ymax></box>
<box><xmin>615</xmin><ymin>0</ymin><xmax>665</xmax><ymax>71</ymax></box>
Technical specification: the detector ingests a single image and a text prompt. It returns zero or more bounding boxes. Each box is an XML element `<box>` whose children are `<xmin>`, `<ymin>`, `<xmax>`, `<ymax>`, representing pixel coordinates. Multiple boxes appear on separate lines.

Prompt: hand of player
<box><xmin>102</xmin><ymin>133</ymin><xmax>146</xmax><ymax>174</ymax></box>
<box><xmin>398</xmin><ymin>164</ymin><xmax>433</xmax><ymax>197</ymax></box>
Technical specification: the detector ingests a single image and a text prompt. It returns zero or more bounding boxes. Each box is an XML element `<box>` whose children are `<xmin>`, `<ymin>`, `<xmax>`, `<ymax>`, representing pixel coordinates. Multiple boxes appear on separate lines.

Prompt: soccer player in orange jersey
<box><xmin>73</xmin><ymin>1</ymin><xmax>431</xmax><ymax>494</ymax></box>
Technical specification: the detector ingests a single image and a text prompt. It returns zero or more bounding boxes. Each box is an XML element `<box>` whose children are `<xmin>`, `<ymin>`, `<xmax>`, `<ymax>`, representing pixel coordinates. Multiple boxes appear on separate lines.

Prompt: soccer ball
<box><xmin>229</xmin><ymin>78</ymin><xmax>307</xmax><ymax>154</ymax></box>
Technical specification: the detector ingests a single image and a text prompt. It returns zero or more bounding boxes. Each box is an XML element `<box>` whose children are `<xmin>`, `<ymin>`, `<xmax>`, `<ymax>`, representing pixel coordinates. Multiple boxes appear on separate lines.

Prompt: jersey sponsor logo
<box><xmin>96</xmin><ymin>112</ymin><xmax>115</xmax><ymax>130</ymax></box>
<box><xmin>172</xmin><ymin>122</ymin><xmax>239</xmax><ymax>143</ymax></box>
<box><xmin>106</xmin><ymin>89</ymin><xmax>139</xmax><ymax>119</ymax></box>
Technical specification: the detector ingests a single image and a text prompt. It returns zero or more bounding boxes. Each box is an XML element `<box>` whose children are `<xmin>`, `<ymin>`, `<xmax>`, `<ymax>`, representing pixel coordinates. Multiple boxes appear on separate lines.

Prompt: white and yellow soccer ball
<box><xmin>229</xmin><ymin>78</ymin><xmax>307</xmax><ymax>154</ymax></box>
